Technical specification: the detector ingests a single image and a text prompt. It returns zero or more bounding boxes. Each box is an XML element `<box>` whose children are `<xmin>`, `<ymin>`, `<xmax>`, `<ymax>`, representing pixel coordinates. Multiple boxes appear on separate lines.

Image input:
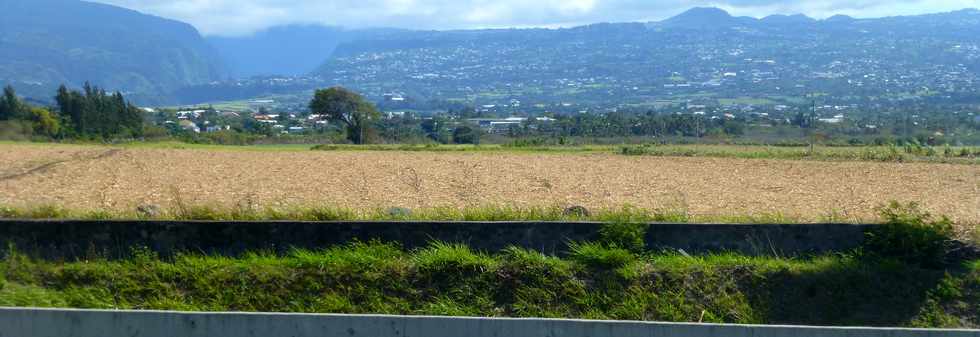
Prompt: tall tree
<box><xmin>0</xmin><ymin>85</ymin><xmax>26</xmax><ymax>120</ymax></box>
<box><xmin>55</xmin><ymin>83</ymin><xmax>143</xmax><ymax>139</ymax></box>
<box><xmin>56</xmin><ymin>85</ymin><xmax>82</xmax><ymax>133</ymax></box>
<box><xmin>309</xmin><ymin>87</ymin><xmax>380</xmax><ymax>144</ymax></box>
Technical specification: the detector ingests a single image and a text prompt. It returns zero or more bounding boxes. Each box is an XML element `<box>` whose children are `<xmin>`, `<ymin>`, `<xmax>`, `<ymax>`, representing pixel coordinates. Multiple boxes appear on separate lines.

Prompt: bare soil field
<box><xmin>0</xmin><ymin>143</ymin><xmax>978</xmax><ymax>224</ymax></box>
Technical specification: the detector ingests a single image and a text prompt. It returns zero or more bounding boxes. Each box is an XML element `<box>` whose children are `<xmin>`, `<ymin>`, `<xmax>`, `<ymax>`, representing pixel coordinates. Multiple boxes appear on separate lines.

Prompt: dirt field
<box><xmin>1</xmin><ymin>143</ymin><xmax>978</xmax><ymax>224</ymax></box>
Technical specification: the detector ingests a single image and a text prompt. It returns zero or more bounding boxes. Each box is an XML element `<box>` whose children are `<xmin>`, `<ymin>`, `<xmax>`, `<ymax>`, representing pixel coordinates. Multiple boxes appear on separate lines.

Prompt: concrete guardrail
<box><xmin>1</xmin><ymin>308</ymin><xmax>978</xmax><ymax>337</ymax></box>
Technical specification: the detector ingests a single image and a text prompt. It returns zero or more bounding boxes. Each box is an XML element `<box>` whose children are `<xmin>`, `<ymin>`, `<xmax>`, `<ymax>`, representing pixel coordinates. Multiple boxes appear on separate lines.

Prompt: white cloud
<box><xmin>90</xmin><ymin>0</ymin><xmax>980</xmax><ymax>36</ymax></box>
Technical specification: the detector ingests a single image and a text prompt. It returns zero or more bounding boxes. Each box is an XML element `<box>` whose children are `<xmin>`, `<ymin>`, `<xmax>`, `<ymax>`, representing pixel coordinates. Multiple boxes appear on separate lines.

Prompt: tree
<box><xmin>309</xmin><ymin>87</ymin><xmax>380</xmax><ymax>144</ymax></box>
<box><xmin>56</xmin><ymin>85</ymin><xmax>82</xmax><ymax>133</ymax></box>
<box><xmin>0</xmin><ymin>85</ymin><xmax>26</xmax><ymax>120</ymax></box>
<box><xmin>452</xmin><ymin>124</ymin><xmax>481</xmax><ymax>144</ymax></box>
<box><xmin>421</xmin><ymin>116</ymin><xmax>451</xmax><ymax>144</ymax></box>
<box><xmin>55</xmin><ymin>83</ymin><xmax>143</xmax><ymax>139</ymax></box>
<box><xmin>243</xmin><ymin>117</ymin><xmax>274</xmax><ymax>136</ymax></box>
<box><xmin>29</xmin><ymin>107</ymin><xmax>61</xmax><ymax>138</ymax></box>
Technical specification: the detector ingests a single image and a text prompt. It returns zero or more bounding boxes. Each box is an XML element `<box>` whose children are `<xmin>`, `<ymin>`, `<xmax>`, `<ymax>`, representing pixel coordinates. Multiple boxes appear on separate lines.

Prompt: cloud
<box><xmin>90</xmin><ymin>0</ymin><xmax>980</xmax><ymax>36</ymax></box>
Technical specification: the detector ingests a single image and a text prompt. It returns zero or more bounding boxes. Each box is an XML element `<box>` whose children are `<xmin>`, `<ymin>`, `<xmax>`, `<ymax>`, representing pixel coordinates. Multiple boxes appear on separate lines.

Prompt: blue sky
<box><xmin>91</xmin><ymin>0</ymin><xmax>980</xmax><ymax>36</ymax></box>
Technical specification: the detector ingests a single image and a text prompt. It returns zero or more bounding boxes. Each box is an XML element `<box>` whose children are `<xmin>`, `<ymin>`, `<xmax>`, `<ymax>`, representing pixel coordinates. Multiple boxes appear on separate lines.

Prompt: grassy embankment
<box><xmin>0</xmin><ymin>203</ymin><xmax>977</xmax><ymax>328</ymax></box>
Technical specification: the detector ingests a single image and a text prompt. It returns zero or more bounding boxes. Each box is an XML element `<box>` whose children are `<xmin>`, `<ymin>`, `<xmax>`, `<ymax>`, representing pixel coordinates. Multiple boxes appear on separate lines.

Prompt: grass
<box><xmin>3</xmin><ymin>140</ymin><xmax>978</xmax><ymax>163</ymax></box>
<box><xmin>312</xmin><ymin>143</ymin><xmax>980</xmax><ymax>164</ymax></box>
<box><xmin>0</xmin><ymin>140</ymin><xmax>313</xmax><ymax>152</ymax></box>
<box><xmin>0</xmin><ymin>202</ymin><xmax>975</xmax><ymax>327</ymax></box>
<box><xmin>317</xmin><ymin>143</ymin><xmax>978</xmax><ymax>164</ymax></box>
<box><xmin>310</xmin><ymin>143</ymin><xmax>610</xmax><ymax>154</ymax></box>
<box><xmin>617</xmin><ymin>144</ymin><xmax>980</xmax><ymax>164</ymax></box>
<box><xmin>0</xmin><ymin>243</ymin><xmax>976</xmax><ymax>328</ymax></box>
<box><xmin>0</xmin><ymin>203</ymin><xmax>852</xmax><ymax>224</ymax></box>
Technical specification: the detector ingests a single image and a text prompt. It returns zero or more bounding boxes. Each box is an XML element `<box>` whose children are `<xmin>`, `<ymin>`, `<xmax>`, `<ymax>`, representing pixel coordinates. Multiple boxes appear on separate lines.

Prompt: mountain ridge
<box><xmin>0</xmin><ymin>0</ymin><xmax>226</xmax><ymax>103</ymax></box>
<box><xmin>288</xmin><ymin>7</ymin><xmax>980</xmax><ymax>109</ymax></box>
<box><xmin>203</xmin><ymin>7</ymin><xmax>980</xmax><ymax>78</ymax></box>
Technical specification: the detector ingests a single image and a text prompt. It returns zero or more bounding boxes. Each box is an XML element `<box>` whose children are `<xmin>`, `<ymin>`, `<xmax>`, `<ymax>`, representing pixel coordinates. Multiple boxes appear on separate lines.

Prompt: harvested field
<box><xmin>0</xmin><ymin>143</ymin><xmax>978</xmax><ymax>224</ymax></box>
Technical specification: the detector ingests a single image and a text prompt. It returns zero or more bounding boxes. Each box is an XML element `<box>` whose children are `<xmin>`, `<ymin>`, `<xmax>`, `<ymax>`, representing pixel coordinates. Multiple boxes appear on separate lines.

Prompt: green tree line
<box><xmin>0</xmin><ymin>84</ymin><xmax>143</xmax><ymax>140</ymax></box>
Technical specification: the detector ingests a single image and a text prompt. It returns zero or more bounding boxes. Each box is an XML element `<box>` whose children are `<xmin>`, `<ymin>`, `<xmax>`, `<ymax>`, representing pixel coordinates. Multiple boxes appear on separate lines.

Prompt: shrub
<box><xmin>864</xmin><ymin>202</ymin><xmax>955</xmax><ymax>268</ymax></box>
<box><xmin>598</xmin><ymin>222</ymin><xmax>648</xmax><ymax>252</ymax></box>
<box><xmin>619</xmin><ymin>145</ymin><xmax>650</xmax><ymax>156</ymax></box>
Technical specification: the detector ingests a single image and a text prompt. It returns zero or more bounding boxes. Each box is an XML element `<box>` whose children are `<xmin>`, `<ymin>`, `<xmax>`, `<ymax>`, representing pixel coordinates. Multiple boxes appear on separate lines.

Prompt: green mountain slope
<box><xmin>0</xmin><ymin>0</ymin><xmax>226</xmax><ymax>103</ymax></box>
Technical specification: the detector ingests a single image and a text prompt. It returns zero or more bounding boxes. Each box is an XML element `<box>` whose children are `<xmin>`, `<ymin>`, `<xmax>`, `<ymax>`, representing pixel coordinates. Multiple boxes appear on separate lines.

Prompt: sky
<box><xmin>91</xmin><ymin>0</ymin><xmax>980</xmax><ymax>37</ymax></box>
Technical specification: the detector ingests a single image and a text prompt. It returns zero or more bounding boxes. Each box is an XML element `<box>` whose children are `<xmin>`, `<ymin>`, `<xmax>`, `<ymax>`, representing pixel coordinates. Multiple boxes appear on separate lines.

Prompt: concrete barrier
<box><xmin>0</xmin><ymin>220</ymin><xmax>874</xmax><ymax>259</ymax></box>
<box><xmin>0</xmin><ymin>308</ymin><xmax>977</xmax><ymax>337</ymax></box>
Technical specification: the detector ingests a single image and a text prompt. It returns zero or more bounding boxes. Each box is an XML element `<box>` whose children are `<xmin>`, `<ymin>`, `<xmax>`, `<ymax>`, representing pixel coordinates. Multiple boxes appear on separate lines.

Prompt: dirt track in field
<box><xmin>0</xmin><ymin>144</ymin><xmax>978</xmax><ymax>224</ymax></box>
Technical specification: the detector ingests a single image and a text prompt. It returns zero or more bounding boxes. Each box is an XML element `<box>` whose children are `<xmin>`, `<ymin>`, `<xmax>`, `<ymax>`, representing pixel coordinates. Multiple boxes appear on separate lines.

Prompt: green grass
<box><xmin>0</xmin><ymin>140</ymin><xmax>314</xmax><ymax>152</ymax></box>
<box><xmin>617</xmin><ymin>144</ymin><xmax>980</xmax><ymax>164</ymax></box>
<box><xmin>0</xmin><ymin>203</ymin><xmax>975</xmax><ymax>327</ymax></box>
<box><xmin>310</xmin><ymin>143</ymin><xmax>611</xmax><ymax>154</ymax></box>
<box><xmin>3</xmin><ymin>140</ymin><xmax>977</xmax><ymax>163</ymax></box>
<box><xmin>0</xmin><ymin>203</ymin><xmax>846</xmax><ymax>224</ymax></box>
<box><xmin>119</xmin><ymin>141</ymin><xmax>314</xmax><ymax>152</ymax></box>
<box><xmin>0</xmin><ymin>243</ymin><xmax>976</xmax><ymax>327</ymax></box>
<box><xmin>310</xmin><ymin>143</ymin><xmax>977</xmax><ymax>164</ymax></box>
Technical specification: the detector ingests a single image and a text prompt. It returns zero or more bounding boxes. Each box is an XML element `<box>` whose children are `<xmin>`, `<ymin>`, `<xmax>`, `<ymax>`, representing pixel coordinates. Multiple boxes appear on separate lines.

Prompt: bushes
<box><xmin>620</xmin><ymin>145</ymin><xmax>652</xmax><ymax>156</ymax></box>
<box><xmin>864</xmin><ymin>202</ymin><xmax>956</xmax><ymax>268</ymax></box>
<box><xmin>598</xmin><ymin>222</ymin><xmax>648</xmax><ymax>252</ymax></box>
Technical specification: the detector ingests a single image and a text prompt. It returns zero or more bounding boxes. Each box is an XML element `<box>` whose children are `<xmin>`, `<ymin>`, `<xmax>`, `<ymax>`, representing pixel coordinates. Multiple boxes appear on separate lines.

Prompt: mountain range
<box><xmin>3</xmin><ymin>1</ymin><xmax>980</xmax><ymax>108</ymax></box>
<box><xmin>304</xmin><ymin>7</ymin><xmax>980</xmax><ymax>108</ymax></box>
<box><xmin>0</xmin><ymin>0</ymin><xmax>226</xmax><ymax>103</ymax></box>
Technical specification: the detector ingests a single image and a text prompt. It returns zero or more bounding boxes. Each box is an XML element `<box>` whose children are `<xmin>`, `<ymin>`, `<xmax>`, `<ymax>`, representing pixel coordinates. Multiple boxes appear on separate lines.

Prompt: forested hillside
<box><xmin>0</xmin><ymin>0</ymin><xmax>226</xmax><ymax>103</ymax></box>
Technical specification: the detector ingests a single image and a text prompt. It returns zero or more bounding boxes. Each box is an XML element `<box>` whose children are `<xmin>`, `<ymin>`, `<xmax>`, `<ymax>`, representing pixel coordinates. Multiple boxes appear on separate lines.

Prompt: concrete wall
<box><xmin>0</xmin><ymin>308</ymin><xmax>977</xmax><ymax>337</ymax></box>
<box><xmin>0</xmin><ymin>220</ymin><xmax>873</xmax><ymax>259</ymax></box>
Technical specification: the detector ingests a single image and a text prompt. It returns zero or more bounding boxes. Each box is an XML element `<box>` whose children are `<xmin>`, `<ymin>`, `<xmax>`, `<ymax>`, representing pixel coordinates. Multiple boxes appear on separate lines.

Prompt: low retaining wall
<box><xmin>0</xmin><ymin>220</ymin><xmax>874</xmax><ymax>259</ymax></box>
<box><xmin>0</xmin><ymin>308</ymin><xmax>977</xmax><ymax>337</ymax></box>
